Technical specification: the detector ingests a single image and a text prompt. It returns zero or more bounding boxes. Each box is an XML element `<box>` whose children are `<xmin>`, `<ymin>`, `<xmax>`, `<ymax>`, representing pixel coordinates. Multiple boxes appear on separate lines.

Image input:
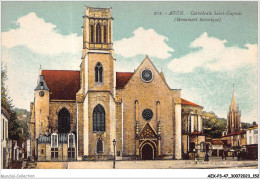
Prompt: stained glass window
<box><xmin>93</xmin><ymin>104</ymin><xmax>105</xmax><ymax>132</ymax></box>
<box><xmin>141</xmin><ymin>69</ymin><xmax>153</xmax><ymax>82</ymax></box>
<box><xmin>142</xmin><ymin>109</ymin><xmax>153</xmax><ymax>121</ymax></box>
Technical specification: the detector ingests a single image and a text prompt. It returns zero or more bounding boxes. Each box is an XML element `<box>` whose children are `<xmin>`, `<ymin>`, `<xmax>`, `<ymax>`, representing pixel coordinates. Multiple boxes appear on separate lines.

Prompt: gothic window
<box><xmin>103</xmin><ymin>25</ymin><xmax>107</xmax><ymax>43</ymax></box>
<box><xmin>90</xmin><ymin>25</ymin><xmax>94</xmax><ymax>43</ymax></box>
<box><xmin>96</xmin><ymin>23</ymin><xmax>101</xmax><ymax>44</ymax></box>
<box><xmin>58</xmin><ymin>108</ymin><xmax>70</xmax><ymax>133</ymax></box>
<box><xmin>93</xmin><ymin>104</ymin><xmax>105</xmax><ymax>132</ymax></box>
<box><xmin>95</xmin><ymin>62</ymin><xmax>103</xmax><ymax>83</ymax></box>
<box><xmin>142</xmin><ymin>109</ymin><xmax>153</xmax><ymax>121</ymax></box>
<box><xmin>97</xmin><ymin>138</ymin><xmax>103</xmax><ymax>153</ymax></box>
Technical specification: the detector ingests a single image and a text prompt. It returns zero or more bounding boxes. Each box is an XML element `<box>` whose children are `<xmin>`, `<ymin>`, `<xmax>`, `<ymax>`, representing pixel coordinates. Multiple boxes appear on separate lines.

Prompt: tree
<box><xmin>1</xmin><ymin>62</ymin><xmax>13</xmax><ymax>112</ymax></box>
<box><xmin>1</xmin><ymin>63</ymin><xmax>29</xmax><ymax>142</ymax></box>
<box><xmin>202</xmin><ymin>111</ymin><xmax>227</xmax><ymax>138</ymax></box>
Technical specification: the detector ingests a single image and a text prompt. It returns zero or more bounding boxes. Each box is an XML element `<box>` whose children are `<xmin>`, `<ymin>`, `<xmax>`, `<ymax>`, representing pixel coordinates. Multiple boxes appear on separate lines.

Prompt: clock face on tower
<box><xmin>141</xmin><ymin>69</ymin><xmax>153</xmax><ymax>82</ymax></box>
<box><xmin>39</xmin><ymin>91</ymin><xmax>45</xmax><ymax>97</ymax></box>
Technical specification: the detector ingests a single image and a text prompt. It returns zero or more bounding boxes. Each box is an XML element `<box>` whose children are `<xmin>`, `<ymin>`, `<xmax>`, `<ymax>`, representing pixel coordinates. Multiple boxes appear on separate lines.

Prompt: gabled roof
<box><xmin>41</xmin><ymin>70</ymin><xmax>80</xmax><ymax>100</ymax></box>
<box><xmin>181</xmin><ymin>98</ymin><xmax>200</xmax><ymax>107</ymax></box>
<box><xmin>116</xmin><ymin>56</ymin><xmax>172</xmax><ymax>90</ymax></box>
<box><xmin>116</xmin><ymin>72</ymin><xmax>133</xmax><ymax>89</ymax></box>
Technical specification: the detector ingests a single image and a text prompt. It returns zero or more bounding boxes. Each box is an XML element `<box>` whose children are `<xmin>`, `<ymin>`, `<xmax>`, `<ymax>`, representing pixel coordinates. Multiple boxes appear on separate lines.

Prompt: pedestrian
<box><xmin>237</xmin><ymin>152</ymin><xmax>240</xmax><ymax>161</ymax></box>
<box><xmin>204</xmin><ymin>153</ymin><xmax>209</xmax><ymax>161</ymax></box>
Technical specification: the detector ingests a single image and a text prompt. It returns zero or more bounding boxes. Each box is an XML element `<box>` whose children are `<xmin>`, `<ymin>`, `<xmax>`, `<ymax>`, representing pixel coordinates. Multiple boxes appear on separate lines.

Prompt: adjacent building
<box><xmin>29</xmin><ymin>6</ymin><xmax>206</xmax><ymax>162</ymax></box>
<box><xmin>246</xmin><ymin>125</ymin><xmax>258</xmax><ymax>159</ymax></box>
<box><xmin>1</xmin><ymin>107</ymin><xmax>10</xmax><ymax>169</ymax></box>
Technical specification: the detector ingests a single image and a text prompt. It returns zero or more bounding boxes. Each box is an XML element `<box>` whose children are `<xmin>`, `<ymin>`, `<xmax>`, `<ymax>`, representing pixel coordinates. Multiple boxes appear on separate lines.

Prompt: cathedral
<box><xmin>227</xmin><ymin>87</ymin><xmax>241</xmax><ymax>134</ymax></box>
<box><xmin>30</xmin><ymin>6</ymin><xmax>206</xmax><ymax>162</ymax></box>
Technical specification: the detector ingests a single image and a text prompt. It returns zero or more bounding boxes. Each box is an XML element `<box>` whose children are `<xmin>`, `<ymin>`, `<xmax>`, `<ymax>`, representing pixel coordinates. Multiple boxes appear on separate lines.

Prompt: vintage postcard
<box><xmin>1</xmin><ymin>1</ymin><xmax>259</xmax><ymax>178</ymax></box>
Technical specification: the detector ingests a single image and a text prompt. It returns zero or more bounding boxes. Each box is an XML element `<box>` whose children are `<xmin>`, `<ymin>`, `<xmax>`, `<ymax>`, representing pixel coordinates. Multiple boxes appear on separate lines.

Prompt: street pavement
<box><xmin>35</xmin><ymin>158</ymin><xmax>258</xmax><ymax>169</ymax></box>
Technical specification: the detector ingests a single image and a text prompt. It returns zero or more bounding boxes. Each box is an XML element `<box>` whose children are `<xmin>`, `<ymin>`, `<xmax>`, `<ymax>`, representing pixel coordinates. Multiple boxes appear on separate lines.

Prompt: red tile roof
<box><xmin>116</xmin><ymin>72</ymin><xmax>133</xmax><ymax>89</ymax></box>
<box><xmin>191</xmin><ymin>131</ymin><xmax>202</xmax><ymax>135</ymax></box>
<box><xmin>211</xmin><ymin>140</ymin><xmax>224</xmax><ymax>145</ymax></box>
<box><xmin>42</xmin><ymin>70</ymin><xmax>80</xmax><ymax>100</ymax></box>
<box><xmin>225</xmin><ymin>130</ymin><xmax>246</xmax><ymax>137</ymax></box>
<box><xmin>181</xmin><ymin>98</ymin><xmax>200</xmax><ymax>107</ymax></box>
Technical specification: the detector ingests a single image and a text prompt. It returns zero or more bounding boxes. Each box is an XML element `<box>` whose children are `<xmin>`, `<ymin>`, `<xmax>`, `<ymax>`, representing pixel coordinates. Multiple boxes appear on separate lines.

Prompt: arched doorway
<box><xmin>141</xmin><ymin>142</ymin><xmax>155</xmax><ymax>160</ymax></box>
<box><xmin>58</xmin><ymin>108</ymin><xmax>70</xmax><ymax>133</ymax></box>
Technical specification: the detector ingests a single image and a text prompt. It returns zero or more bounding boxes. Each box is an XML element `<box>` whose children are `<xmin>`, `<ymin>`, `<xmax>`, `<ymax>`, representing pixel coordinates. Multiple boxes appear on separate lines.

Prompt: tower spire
<box><xmin>231</xmin><ymin>84</ymin><xmax>237</xmax><ymax>111</ymax></box>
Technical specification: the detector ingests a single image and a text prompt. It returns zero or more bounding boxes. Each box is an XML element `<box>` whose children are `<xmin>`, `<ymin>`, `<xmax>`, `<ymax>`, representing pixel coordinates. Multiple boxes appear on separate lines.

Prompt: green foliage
<box><xmin>203</xmin><ymin>111</ymin><xmax>227</xmax><ymax>138</ymax></box>
<box><xmin>1</xmin><ymin>63</ymin><xmax>29</xmax><ymax>142</ymax></box>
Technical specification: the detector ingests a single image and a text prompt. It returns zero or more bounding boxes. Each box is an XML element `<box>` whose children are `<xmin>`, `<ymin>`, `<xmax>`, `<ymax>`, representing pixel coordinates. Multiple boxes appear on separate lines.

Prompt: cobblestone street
<box><xmin>35</xmin><ymin>158</ymin><xmax>258</xmax><ymax>169</ymax></box>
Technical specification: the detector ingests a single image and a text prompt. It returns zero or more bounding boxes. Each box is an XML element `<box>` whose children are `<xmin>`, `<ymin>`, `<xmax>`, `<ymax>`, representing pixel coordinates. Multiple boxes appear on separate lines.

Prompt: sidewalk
<box><xmin>35</xmin><ymin>159</ymin><xmax>258</xmax><ymax>169</ymax></box>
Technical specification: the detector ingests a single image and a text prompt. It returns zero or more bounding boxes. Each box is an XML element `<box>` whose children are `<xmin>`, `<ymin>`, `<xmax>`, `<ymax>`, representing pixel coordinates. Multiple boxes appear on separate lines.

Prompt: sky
<box><xmin>1</xmin><ymin>1</ymin><xmax>258</xmax><ymax>123</ymax></box>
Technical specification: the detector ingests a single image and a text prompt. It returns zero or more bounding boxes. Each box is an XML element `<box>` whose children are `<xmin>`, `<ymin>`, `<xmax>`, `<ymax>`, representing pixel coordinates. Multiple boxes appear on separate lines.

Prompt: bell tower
<box><xmin>80</xmin><ymin>6</ymin><xmax>115</xmax><ymax>95</ymax></box>
<box><xmin>79</xmin><ymin>6</ymin><xmax>116</xmax><ymax>159</ymax></box>
<box><xmin>82</xmin><ymin>6</ymin><xmax>113</xmax><ymax>57</ymax></box>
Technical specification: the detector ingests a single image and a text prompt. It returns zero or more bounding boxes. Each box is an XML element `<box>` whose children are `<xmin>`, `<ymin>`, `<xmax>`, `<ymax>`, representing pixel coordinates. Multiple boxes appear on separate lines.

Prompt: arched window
<box><xmin>68</xmin><ymin>133</ymin><xmax>75</xmax><ymax>148</ymax></box>
<box><xmin>93</xmin><ymin>104</ymin><xmax>105</xmax><ymax>132</ymax></box>
<box><xmin>97</xmin><ymin>138</ymin><xmax>103</xmax><ymax>153</ymax></box>
<box><xmin>51</xmin><ymin>133</ymin><xmax>58</xmax><ymax>148</ymax></box>
<box><xmin>103</xmin><ymin>25</ymin><xmax>107</xmax><ymax>43</ymax></box>
<box><xmin>68</xmin><ymin>133</ymin><xmax>75</xmax><ymax>159</ymax></box>
<box><xmin>90</xmin><ymin>25</ymin><xmax>94</xmax><ymax>43</ymax></box>
<box><xmin>58</xmin><ymin>108</ymin><xmax>70</xmax><ymax>133</ymax></box>
<box><xmin>51</xmin><ymin>133</ymin><xmax>58</xmax><ymax>159</ymax></box>
<box><xmin>96</xmin><ymin>23</ymin><xmax>101</xmax><ymax>44</ymax></box>
<box><xmin>95</xmin><ymin>62</ymin><xmax>103</xmax><ymax>83</ymax></box>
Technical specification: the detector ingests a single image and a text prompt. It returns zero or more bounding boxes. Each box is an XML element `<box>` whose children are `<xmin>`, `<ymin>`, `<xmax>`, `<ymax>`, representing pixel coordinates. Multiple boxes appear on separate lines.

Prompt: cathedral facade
<box><xmin>30</xmin><ymin>6</ymin><xmax>205</xmax><ymax>162</ymax></box>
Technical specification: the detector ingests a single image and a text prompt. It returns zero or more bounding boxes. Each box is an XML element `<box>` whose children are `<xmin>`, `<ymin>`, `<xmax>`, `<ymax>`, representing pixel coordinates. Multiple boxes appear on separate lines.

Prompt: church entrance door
<box><xmin>141</xmin><ymin>143</ymin><xmax>154</xmax><ymax>160</ymax></box>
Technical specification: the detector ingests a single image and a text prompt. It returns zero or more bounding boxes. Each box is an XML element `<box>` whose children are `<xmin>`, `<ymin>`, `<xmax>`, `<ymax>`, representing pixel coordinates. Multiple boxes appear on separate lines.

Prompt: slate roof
<box><xmin>116</xmin><ymin>72</ymin><xmax>133</xmax><ymax>89</ymax></box>
<box><xmin>42</xmin><ymin>70</ymin><xmax>80</xmax><ymax>100</ymax></box>
<box><xmin>35</xmin><ymin>75</ymin><xmax>49</xmax><ymax>91</ymax></box>
<box><xmin>181</xmin><ymin>98</ymin><xmax>201</xmax><ymax>107</ymax></box>
<box><xmin>38</xmin><ymin>133</ymin><xmax>76</xmax><ymax>144</ymax></box>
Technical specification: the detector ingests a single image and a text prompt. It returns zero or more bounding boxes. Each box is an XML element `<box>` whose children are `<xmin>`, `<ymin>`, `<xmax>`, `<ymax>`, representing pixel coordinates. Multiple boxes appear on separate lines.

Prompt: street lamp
<box><xmin>113</xmin><ymin>139</ymin><xmax>116</xmax><ymax>169</ymax></box>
